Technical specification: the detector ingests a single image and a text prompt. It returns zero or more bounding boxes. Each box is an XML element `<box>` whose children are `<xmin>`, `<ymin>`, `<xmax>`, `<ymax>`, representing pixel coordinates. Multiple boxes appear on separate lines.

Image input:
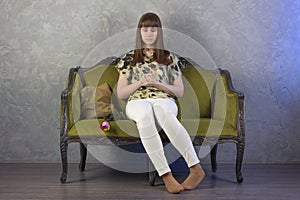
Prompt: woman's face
<box><xmin>140</xmin><ymin>26</ymin><xmax>158</xmax><ymax>48</ymax></box>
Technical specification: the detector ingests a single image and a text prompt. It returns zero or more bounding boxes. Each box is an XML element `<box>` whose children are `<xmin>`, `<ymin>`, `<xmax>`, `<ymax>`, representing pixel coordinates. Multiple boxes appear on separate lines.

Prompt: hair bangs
<box><xmin>138</xmin><ymin>13</ymin><xmax>161</xmax><ymax>28</ymax></box>
<box><xmin>140</xmin><ymin>19</ymin><xmax>160</xmax><ymax>28</ymax></box>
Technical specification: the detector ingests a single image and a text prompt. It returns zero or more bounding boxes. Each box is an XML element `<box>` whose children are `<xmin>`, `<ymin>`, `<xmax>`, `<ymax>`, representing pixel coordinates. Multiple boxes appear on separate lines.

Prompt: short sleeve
<box><xmin>168</xmin><ymin>53</ymin><xmax>182</xmax><ymax>84</ymax></box>
<box><xmin>115</xmin><ymin>51</ymin><xmax>134</xmax><ymax>75</ymax></box>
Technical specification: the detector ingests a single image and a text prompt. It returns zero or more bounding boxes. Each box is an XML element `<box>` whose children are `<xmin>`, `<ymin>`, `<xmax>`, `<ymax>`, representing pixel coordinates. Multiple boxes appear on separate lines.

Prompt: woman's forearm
<box><xmin>117</xmin><ymin>72</ymin><xmax>184</xmax><ymax>99</ymax></box>
<box><xmin>117</xmin><ymin>74</ymin><xmax>141</xmax><ymax>99</ymax></box>
<box><xmin>152</xmin><ymin>82</ymin><xmax>184</xmax><ymax>98</ymax></box>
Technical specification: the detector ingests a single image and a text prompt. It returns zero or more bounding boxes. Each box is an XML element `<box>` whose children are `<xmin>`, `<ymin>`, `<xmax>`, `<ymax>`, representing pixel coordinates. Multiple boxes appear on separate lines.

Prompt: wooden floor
<box><xmin>0</xmin><ymin>162</ymin><xmax>299</xmax><ymax>200</ymax></box>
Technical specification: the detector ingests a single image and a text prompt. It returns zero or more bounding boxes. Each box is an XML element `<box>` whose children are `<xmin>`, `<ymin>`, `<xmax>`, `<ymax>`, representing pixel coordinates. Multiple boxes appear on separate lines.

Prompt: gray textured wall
<box><xmin>0</xmin><ymin>0</ymin><xmax>299</xmax><ymax>163</ymax></box>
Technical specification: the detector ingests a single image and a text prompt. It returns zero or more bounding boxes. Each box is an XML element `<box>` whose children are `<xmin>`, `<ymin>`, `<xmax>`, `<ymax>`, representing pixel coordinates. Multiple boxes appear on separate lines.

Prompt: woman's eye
<box><xmin>151</xmin><ymin>28</ymin><xmax>157</xmax><ymax>32</ymax></box>
<box><xmin>142</xmin><ymin>28</ymin><xmax>148</xmax><ymax>32</ymax></box>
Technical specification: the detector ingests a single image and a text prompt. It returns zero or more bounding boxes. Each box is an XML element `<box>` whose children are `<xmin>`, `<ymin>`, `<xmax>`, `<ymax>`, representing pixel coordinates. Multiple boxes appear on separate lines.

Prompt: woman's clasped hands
<box><xmin>140</xmin><ymin>69</ymin><xmax>157</xmax><ymax>86</ymax></box>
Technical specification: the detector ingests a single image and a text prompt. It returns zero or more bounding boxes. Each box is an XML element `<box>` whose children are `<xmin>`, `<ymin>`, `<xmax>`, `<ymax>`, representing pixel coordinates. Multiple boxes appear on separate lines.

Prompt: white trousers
<box><xmin>126</xmin><ymin>98</ymin><xmax>200</xmax><ymax>176</ymax></box>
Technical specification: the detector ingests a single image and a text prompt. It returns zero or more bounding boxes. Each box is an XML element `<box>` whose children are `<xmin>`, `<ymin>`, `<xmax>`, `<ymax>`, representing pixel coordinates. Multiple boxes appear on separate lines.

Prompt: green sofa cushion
<box><xmin>69</xmin><ymin>119</ymin><xmax>139</xmax><ymax>138</ymax></box>
<box><xmin>68</xmin><ymin>118</ymin><xmax>237</xmax><ymax>138</ymax></box>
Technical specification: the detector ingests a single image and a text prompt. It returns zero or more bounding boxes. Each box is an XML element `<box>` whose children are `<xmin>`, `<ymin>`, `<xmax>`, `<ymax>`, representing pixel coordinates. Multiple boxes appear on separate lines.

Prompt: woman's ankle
<box><xmin>182</xmin><ymin>164</ymin><xmax>205</xmax><ymax>190</ymax></box>
<box><xmin>162</xmin><ymin>172</ymin><xmax>184</xmax><ymax>194</ymax></box>
<box><xmin>190</xmin><ymin>163</ymin><xmax>203</xmax><ymax>173</ymax></box>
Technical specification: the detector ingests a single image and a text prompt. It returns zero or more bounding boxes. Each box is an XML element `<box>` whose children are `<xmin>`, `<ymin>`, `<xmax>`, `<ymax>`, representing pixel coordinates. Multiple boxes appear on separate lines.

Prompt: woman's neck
<box><xmin>143</xmin><ymin>48</ymin><xmax>155</xmax><ymax>58</ymax></box>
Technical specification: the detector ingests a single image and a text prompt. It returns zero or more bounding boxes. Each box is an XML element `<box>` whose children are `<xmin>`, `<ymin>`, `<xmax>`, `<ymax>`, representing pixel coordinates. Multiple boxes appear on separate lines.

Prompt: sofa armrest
<box><xmin>60</xmin><ymin>67</ymin><xmax>81</xmax><ymax>139</ymax></box>
<box><xmin>219</xmin><ymin>69</ymin><xmax>244</xmax><ymax>100</ymax></box>
<box><xmin>219</xmin><ymin>69</ymin><xmax>245</xmax><ymax>138</ymax></box>
<box><xmin>212</xmin><ymin>69</ymin><xmax>245</xmax><ymax>136</ymax></box>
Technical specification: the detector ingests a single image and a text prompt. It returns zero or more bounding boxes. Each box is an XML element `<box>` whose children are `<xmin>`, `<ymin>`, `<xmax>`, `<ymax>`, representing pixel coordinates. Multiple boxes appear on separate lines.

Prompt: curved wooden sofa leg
<box><xmin>79</xmin><ymin>143</ymin><xmax>87</xmax><ymax>172</ymax></box>
<box><xmin>60</xmin><ymin>141</ymin><xmax>68</xmax><ymax>184</ymax></box>
<box><xmin>210</xmin><ymin>144</ymin><xmax>218</xmax><ymax>172</ymax></box>
<box><xmin>236</xmin><ymin>140</ymin><xmax>245</xmax><ymax>183</ymax></box>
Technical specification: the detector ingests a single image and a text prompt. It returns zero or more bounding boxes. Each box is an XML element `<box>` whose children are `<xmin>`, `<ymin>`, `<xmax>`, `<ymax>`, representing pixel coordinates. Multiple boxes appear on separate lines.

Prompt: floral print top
<box><xmin>115</xmin><ymin>50</ymin><xmax>182</xmax><ymax>101</ymax></box>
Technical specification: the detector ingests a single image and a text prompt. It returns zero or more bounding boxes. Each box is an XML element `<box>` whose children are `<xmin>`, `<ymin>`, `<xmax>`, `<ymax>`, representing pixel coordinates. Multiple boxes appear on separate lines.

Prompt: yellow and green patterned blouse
<box><xmin>115</xmin><ymin>50</ymin><xmax>181</xmax><ymax>101</ymax></box>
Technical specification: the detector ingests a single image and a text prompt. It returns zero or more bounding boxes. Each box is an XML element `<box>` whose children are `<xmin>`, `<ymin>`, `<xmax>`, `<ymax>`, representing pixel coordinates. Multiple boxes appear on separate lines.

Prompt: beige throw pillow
<box><xmin>80</xmin><ymin>82</ymin><xmax>116</xmax><ymax>119</ymax></box>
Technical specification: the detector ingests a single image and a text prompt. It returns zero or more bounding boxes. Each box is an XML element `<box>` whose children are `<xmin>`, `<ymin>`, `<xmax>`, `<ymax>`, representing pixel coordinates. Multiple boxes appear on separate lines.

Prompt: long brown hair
<box><xmin>130</xmin><ymin>12</ymin><xmax>171</xmax><ymax>66</ymax></box>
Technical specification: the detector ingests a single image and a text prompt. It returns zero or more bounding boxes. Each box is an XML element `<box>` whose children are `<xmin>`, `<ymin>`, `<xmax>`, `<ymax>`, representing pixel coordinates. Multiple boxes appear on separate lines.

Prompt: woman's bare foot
<box><xmin>162</xmin><ymin>172</ymin><xmax>184</xmax><ymax>194</ymax></box>
<box><xmin>181</xmin><ymin>164</ymin><xmax>205</xmax><ymax>190</ymax></box>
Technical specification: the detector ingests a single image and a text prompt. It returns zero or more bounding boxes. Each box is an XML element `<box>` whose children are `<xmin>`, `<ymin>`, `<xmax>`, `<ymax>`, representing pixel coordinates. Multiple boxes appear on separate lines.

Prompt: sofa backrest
<box><xmin>82</xmin><ymin>62</ymin><xmax>217</xmax><ymax>119</ymax></box>
<box><xmin>179</xmin><ymin>64</ymin><xmax>216</xmax><ymax>119</ymax></box>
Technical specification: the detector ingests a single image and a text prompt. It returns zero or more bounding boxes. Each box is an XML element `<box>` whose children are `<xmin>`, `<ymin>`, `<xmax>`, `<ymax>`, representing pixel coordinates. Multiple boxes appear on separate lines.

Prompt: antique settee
<box><xmin>59</xmin><ymin>56</ymin><xmax>245</xmax><ymax>185</ymax></box>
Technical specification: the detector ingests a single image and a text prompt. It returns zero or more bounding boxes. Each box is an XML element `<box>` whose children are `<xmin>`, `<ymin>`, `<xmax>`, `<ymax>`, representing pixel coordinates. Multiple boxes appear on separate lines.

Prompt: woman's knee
<box><xmin>153</xmin><ymin>99</ymin><xmax>178</xmax><ymax>117</ymax></box>
<box><xmin>126</xmin><ymin>100</ymin><xmax>154</xmax><ymax>123</ymax></box>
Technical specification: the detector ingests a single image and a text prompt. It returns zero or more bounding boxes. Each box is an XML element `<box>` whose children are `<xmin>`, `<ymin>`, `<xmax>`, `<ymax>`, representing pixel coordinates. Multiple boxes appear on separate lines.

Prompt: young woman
<box><xmin>116</xmin><ymin>12</ymin><xmax>205</xmax><ymax>194</ymax></box>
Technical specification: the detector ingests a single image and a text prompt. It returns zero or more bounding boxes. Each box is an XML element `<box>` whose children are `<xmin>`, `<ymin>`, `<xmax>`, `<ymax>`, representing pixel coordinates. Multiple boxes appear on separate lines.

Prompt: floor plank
<box><xmin>0</xmin><ymin>163</ymin><xmax>299</xmax><ymax>200</ymax></box>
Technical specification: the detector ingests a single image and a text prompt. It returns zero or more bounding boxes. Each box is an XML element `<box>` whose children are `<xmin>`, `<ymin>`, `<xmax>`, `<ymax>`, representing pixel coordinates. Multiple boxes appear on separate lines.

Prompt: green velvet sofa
<box><xmin>60</xmin><ymin>56</ymin><xmax>245</xmax><ymax>185</ymax></box>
